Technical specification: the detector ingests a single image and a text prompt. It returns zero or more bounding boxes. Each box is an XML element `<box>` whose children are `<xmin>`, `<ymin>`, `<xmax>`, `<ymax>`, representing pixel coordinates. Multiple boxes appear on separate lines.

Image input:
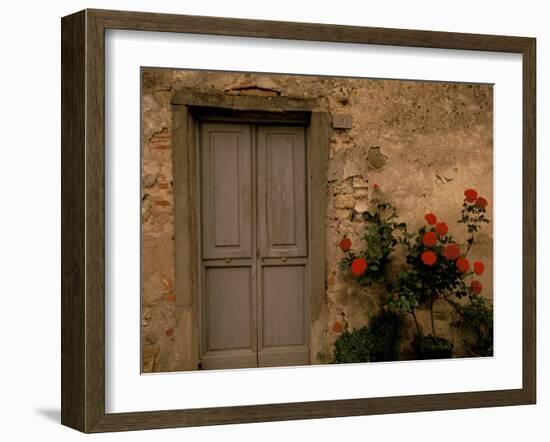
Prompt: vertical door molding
<box><xmin>171</xmin><ymin>104</ymin><xmax>200</xmax><ymax>371</ymax></box>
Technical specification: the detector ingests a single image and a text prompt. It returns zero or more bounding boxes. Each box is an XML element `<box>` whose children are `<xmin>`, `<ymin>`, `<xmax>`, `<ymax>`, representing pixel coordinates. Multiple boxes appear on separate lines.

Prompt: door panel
<box><xmin>258</xmin><ymin>261</ymin><xmax>309</xmax><ymax>367</ymax></box>
<box><xmin>257</xmin><ymin>126</ymin><xmax>307</xmax><ymax>258</ymax></box>
<box><xmin>200</xmin><ymin>265</ymin><xmax>256</xmax><ymax>370</ymax></box>
<box><xmin>201</xmin><ymin>123</ymin><xmax>252</xmax><ymax>259</ymax></box>
<box><xmin>261</xmin><ymin>264</ymin><xmax>306</xmax><ymax>348</ymax></box>
<box><xmin>205</xmin><ymin>266</ymin><xmax>253</xmax><ymax>351</ymax></box>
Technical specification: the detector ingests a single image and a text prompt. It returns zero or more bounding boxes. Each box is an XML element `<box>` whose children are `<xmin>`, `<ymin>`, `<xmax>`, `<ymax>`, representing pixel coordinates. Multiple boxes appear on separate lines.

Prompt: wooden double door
<box><xmin>199</xmin><ymin>121</ymin><xmax>310</xmax><ymax>370</ymax></box>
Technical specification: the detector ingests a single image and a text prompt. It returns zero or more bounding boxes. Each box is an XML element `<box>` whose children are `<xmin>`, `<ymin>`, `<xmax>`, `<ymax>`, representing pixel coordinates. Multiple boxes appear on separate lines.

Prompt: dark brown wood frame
<box><xmin>61</xmin><ymin>8</ymin><xmax>536</xmax><ymax>433</ymax></box>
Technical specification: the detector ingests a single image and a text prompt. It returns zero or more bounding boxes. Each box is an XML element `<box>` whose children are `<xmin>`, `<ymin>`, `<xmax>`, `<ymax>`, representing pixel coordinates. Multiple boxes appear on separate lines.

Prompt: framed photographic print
<box><xmin>61</xmin><ymin>9</ymin><xmax>536</xmax><ymax>433</ymax></box>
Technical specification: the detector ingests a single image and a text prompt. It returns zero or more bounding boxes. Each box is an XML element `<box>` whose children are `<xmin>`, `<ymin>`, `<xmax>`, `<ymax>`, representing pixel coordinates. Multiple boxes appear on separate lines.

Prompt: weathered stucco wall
<box><xmin>141</xmin><ymin>68</ymin><xmax>493</xmax><ymax>372</ymax></box>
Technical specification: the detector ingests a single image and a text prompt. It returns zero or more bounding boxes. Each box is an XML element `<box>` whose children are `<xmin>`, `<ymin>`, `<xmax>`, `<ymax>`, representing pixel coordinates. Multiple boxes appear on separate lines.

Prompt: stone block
<box><xmin>334</xmin><ymin>194</ymin><xmax>355</xmax><ymax>209</ymax></box>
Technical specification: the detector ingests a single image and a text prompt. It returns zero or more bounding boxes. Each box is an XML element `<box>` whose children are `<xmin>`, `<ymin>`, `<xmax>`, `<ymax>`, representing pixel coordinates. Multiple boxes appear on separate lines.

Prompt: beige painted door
<box><xmin>199</xmin><ymin>122</ymin><xmax>309</xmax><ymax>370</ymax></box>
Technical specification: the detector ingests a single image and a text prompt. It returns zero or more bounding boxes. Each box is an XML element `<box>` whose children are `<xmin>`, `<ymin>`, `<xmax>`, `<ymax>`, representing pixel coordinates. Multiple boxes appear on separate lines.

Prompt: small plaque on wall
<box><xmin>332</xmin><ymin>113</ymin><xmax>353</xmax><ymax>129</ymax></box>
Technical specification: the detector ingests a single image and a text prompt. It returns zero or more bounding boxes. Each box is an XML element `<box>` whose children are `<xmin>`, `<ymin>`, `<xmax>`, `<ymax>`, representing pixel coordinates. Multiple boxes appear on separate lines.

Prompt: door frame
<box><xmin>171</xmin><ymin>88</ymin><xmax>330</xmax><ymax>371</ymax></box>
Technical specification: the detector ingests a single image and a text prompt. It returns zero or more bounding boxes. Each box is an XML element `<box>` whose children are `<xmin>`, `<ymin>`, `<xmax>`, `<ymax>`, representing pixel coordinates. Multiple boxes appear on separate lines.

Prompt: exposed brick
<box><xmin>334</xmin><ymin>194</ymin><xmax>355</xmax><ymax>209</ymax></box>
<box><xmin>149</xmin><ymin>128</ymin><xmax>171</xmax><ymax>150</ymax></box>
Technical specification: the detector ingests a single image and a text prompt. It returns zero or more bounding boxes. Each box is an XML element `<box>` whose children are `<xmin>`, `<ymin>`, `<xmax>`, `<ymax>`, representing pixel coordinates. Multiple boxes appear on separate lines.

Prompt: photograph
<box><xmin>140</xmin><ymin>68</ymin><xmax>494</xmax><ymax>372</ymax></box>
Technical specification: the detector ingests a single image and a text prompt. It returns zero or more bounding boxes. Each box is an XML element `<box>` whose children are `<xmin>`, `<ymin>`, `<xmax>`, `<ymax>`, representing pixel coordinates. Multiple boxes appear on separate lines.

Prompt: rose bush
<box><xmin>338</xmin><ymin>186</ymin><xmax>492</xmax><ymax>359</ymax></box>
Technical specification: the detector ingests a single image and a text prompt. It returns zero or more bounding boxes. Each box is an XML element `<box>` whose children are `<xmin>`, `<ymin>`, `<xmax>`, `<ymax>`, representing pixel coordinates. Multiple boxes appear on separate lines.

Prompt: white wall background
<box><xmin>0</xmin><ymin>0</ymin><xmax>547</xmax><ymax>440</ymax></box>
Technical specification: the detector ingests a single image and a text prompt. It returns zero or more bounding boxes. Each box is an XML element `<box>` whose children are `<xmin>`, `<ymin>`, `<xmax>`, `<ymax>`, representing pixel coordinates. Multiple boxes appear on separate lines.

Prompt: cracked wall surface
<box><xmin>141</xmin><ymin>68</ymin><xmax>493</xmax><ymax>372</ymax></box>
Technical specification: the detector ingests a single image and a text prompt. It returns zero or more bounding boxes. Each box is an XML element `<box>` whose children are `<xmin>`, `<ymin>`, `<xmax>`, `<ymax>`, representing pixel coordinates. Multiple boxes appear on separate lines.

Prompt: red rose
<box><xmin>422</xmin><ymin>231</ymin><xmax>438</xmax><ymax>247</ymax></box>
<box><xmin>475</xmin><ymin>197</ymin><xmax>488</xmax><ymax>208</ymax></box>
<box><xmin>456</xmin><ymin>257</ymin><xmax>470</xmax><ymax>273</ymax></box>
<box><xmin>339</xmin><ymin>237</ymin><xmax>352</xmax><ymax>252</ymax></box>
<box><xmin>351</xmin><ymin>258</ymin><xmax>368</xmax><ymax>276</ymax></box>
<box><xmin>435</xmin><ymin>222</ymin><xmax>449</xmax><ymax>236</ymax></box>
<box><xmin>471</xmin><ymin>280</ymin><xmax>483</xmax><ymax>295</ymax></box>
<box><xmin>373</xmin><ymin>183</ymin><xmax>380</xmax><ymax>190</ymax></box>
<box><xmin>424</xmin><ymin>213</ymin><xmax>437</xmax><ymax>225</ymax></box>
<box><xmin>421</xmin><ymin>250</ymin><xmax>437</xmax><ymax>266</ymax></box>
<box><xmin>473</xmin><ymin>261</ymin><xmax>485</xmax><ymax>275</ymax></box>
<box><xmin>464</xmin><ymin>188</ymin><xmax>478</xmax><ymax>202</ymax></box>
<box><xmin>443</xmin><ymin>243</ymin><xmax>460</xmax><ymax>260</ymax></box>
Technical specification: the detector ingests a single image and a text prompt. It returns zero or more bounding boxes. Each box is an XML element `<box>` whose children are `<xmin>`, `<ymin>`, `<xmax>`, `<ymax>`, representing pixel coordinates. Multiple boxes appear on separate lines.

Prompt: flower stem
<box><xmin>411</xmin><ymin>309</ymin><xmax>423</xmax><ymax>336</ymax></box>
<box><xmin>430</xmin><ymin>294</ymin><xmax>436</xmax><ymax>337</ymax></box>
<box><xmin>465</xmin><ymin>232</ymin><xmax>475</xmax><ymax>256</ymax></box>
